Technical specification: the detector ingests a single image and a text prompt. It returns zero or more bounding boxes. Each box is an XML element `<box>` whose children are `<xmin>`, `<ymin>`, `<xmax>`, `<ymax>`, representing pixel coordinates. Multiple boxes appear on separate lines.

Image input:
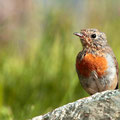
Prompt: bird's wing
<box><xmin>106</xmin><ymin>46</ymin><xmax>119</xmax><ymax>89</ymax></box>
<box><xmin>113</xmin><ymin>55</ymin><xmax>119</xmax><ymax>89</ymax></box>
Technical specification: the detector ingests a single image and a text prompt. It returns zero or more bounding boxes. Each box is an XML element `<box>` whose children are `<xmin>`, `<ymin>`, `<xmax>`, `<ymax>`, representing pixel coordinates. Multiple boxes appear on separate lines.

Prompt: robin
<box><xmin>74</xmin><ymin>28</ymin><xmax>119</xmax><ymax>95</ymax></box>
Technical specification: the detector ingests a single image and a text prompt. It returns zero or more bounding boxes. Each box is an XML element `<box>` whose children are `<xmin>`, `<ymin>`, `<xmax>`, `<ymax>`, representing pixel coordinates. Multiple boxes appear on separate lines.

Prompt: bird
<box><xmin>74</xmin><ymin>28</ymin><xmax>119</xmax><ymax>95</ymax></box>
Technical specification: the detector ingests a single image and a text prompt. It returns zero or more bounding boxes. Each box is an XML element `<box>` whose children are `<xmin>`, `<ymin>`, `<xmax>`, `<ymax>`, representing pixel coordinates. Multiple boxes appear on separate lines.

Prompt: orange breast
<box><xmin>76</xmin><ymin>53</ymin><xmax>108</xmax><ymax>77</ymax></box>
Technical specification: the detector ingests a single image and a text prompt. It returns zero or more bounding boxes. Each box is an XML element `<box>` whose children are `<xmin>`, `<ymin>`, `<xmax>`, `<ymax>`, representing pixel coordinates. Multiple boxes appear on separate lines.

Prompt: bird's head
<box><xmin>74</xmin><ymin>29</ymin><xmax>107</xmax><ymax>49</ymax></box>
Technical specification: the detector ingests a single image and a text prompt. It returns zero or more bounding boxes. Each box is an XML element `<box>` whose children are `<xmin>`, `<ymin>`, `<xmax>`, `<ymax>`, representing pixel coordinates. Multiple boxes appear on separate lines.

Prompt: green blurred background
<box><xmin>0</xmin><ymin>0</ymin><xmax>120</xmax><ymax>119</ymax></box>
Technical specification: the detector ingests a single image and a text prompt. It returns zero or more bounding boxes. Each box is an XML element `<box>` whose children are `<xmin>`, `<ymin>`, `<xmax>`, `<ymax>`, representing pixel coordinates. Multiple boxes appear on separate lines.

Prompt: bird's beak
<box><xmin>73</xmin><ymin>32</ymin><xmax>83</xmax><ymax>38</ymax></box>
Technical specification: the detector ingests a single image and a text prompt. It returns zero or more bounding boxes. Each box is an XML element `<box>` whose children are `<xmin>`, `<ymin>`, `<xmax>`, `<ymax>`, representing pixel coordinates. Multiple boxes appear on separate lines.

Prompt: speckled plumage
<box><xmin>74</xmin><ymin>29</ymin><xmax>119</xmax><ymax>95</ymax></box>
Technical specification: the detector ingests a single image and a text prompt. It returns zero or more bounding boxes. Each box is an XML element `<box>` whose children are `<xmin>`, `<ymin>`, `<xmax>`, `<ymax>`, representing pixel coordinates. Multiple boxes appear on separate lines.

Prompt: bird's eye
<box><xmin>91</xmin><ymin>34</ymin><xmax>96</xmax><ymax>38</ymax></box>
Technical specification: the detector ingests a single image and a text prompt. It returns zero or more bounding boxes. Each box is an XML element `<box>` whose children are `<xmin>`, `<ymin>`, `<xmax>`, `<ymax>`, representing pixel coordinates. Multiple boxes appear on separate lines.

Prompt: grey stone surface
<box><xmin>31</xmin><ymin>90</ymin><xmax>120</xmax><ymax>120</ymax></box>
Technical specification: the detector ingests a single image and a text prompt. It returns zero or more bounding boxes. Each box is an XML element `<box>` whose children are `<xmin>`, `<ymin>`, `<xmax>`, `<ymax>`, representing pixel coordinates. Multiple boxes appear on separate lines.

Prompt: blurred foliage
<box><xmin>0</xmin><ymin>0</ymin><xmax>120</xmax><ymax>120</ymax></box>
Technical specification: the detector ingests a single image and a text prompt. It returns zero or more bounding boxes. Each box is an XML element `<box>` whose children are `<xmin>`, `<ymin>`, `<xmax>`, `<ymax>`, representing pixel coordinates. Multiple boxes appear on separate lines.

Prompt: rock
<box><xmin>31</xmin><ymin>90</ymin><xmax>120</xmax><ymax>120</ymax></box>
